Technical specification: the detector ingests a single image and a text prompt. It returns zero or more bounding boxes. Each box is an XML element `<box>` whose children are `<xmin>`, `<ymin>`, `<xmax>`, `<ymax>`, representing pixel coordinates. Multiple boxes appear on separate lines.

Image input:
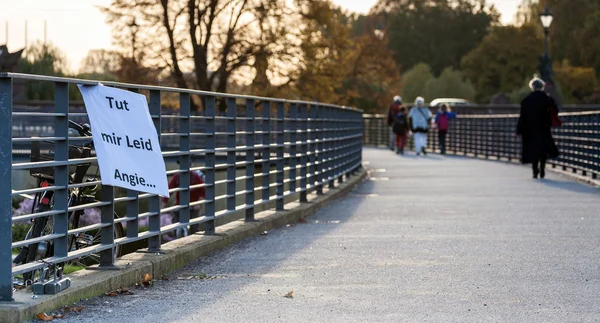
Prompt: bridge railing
<box><xmin>363</xmin><ymin>111</ymin><xmax>600</xmax><ymax>180</ymax></box>
<box><xmin>1</xmin><ymin>72</ymin><xmax>363</xmax><ymax>301</ymax></box>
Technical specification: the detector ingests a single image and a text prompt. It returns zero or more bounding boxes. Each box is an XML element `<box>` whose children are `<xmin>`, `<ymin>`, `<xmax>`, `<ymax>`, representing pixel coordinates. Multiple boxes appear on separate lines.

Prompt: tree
<box><xmin>461</xmin><ymin>24</ymin><xmax>542</xmax><ymax>102</ymax></box>
<box><xmin>423</xmin><ymin>67</ymin><xmax>476</xmax><ymax>101</ymax></box>
<box><xmin>78</xmin><ymin>49</ymin><xmax>121</xmax><ymax>81</ymax></box>
<box><xmin>102</xmin><ymin>0</ymin><xmax>293</xmax><ymax>96</ymax></box>
<box><xmin>401</xmin><ymin>63</ymin><xmax>434</xmax><ymax>104</ymax></box>
<box><xmin>284</xmin><ymin>2</ymin><xmax>403</xmax><ymax>113</ymax></box>
<box><xmin>517</xmin><ymin>0</ymin><xmax>600</xmax><ymax>74</ymax></box>
<box><xmin>17</xmin><ymin>41</ymin><xmax>68</xmax><ymax>100</ymax></box>
<box><xmin>371</xmin><ymin>0</ymin><xmax>499</xmax><ymax>75</ymax></box>
<box><xmin>554</xmin><ymin>60</ymin><xmax>599</xmax><ymax>103</ymax></box>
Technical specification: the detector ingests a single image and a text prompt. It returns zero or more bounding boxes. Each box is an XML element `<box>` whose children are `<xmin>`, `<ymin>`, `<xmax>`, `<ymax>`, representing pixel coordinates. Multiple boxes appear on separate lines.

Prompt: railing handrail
<box><xmin>0</xmin><ymin>72</ymin><xmax>362</xmax><ymax>113</ymax></box>
<box><xmin>364</xmin><ymin>110</ymin><xmax>600</xmax><ymax>120</ymax></box>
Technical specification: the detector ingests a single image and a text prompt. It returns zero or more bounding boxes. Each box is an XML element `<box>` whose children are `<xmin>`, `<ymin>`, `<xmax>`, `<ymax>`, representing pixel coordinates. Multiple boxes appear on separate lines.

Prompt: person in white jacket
<box><xmin>409</xmin><ymin>97</ymin><xmax>432</xmax><ymax>155</ymax></box>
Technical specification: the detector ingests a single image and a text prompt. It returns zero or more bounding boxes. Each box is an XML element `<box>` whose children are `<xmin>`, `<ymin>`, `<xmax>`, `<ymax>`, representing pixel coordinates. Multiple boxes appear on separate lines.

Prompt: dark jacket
<box><xmin>386</xmin><ymin>102</ymin><xmax>401</xmax><ymax>127</ymax></box>
<box><xmin>517</xmin><ymin>91</ymin><xmax>559</xmax><ymax>164</ymax></box>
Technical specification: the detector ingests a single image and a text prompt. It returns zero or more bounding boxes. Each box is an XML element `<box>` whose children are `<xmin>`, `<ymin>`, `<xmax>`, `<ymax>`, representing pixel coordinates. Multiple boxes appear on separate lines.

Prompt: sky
<box><xmin>0</xmin><ymin>0</ymin><xmax>523</xmax><ymax>72</ymax></box>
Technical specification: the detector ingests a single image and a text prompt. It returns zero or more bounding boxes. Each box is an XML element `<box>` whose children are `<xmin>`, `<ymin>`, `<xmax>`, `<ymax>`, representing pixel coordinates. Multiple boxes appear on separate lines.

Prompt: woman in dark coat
<box><xmin>516</xmin><ymin>77</ymin><xmax>559</xmax><ymax>179</ymax></box>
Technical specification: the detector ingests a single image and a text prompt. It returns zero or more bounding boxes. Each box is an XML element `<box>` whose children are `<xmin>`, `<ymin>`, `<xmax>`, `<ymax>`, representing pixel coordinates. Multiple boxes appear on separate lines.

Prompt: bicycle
<box><xmin>12</xmin><ymin>120</ymin><xmax>124</xmax><ymax>285</ymax></box>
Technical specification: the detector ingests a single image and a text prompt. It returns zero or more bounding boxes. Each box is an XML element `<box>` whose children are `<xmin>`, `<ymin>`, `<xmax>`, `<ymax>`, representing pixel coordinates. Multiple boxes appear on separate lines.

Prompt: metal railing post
<box><xmin>337</xmin><ymin>109</ymin><xmax>344</xmax><ymax>184</ymax></box>
<box><xmin>226</xmin><ymin>98</ymin><xmax>237</xmax><ymax>214</ymax></box>
<box><xmin>593</xmin><ymin>114</ymin><xmax>599</xmax><ymax>179</ymax></box>
<box><xmin>313</xmin><ymin>104</ymin><xmax>323</xmax><ymax>195</ymax></box>
<box><xmin>148</xmin><ymin>90</ymin><xmax>162</xmax><ymax>252</ymax></box>
<box><xmin>178</xmin><ymin>93</ymin><xmax>191</xmax><ymax>230</ymax></box>
<box><xmin>289</xmin><ymin>103</ymin><xmax>298</xmax><ymax>194</ymax></box>
<box><xmin>245</xmin><ymin>99</ymin><xmax>255</xmax><ymax>222</ymax></box>
<box><xmin>275</xmin><ymin>102</ymin><xmax>285</xmax><ymax>210</ymax></box>
<box><xmin>99</xmin><ymin>184</ymin><xmax>115</xmax><ymax>267</ymax></box>
<box><xmin>261</xmin><ymin>101</ymin><xmax>271</xmax><ymax>203</ymax></box>
<box><xmin>53</xmin><ymin>82</ymin><xmax>69</xmax><ymax>259</ymax></box>
<box><xmin>358</xmin><ymin>112</ymin><xmax>364</xmax><ymax>168</ymax></box>
<box><xmin>126</xmin><ymin>88</ymin><xmax>140</xmax><ymax>239</ymax></box>
<box><xmin>205</xmin><ymin>96</ymin><xmax>216</xmax><ymax>233</ymax></box>
<box><xmin>299</xmin><ymin>104</ymin><xmax>308</xmax><ymax>202</ymax></box>
<box><xmin>327</xmin><ymin>107</ymin><xmax>335</xmax><ymax>189</ymax></box>
<box><xmin>0</xmin><ymin>77</ymin><xmax>13</xmax><ymax>301</ymax></box>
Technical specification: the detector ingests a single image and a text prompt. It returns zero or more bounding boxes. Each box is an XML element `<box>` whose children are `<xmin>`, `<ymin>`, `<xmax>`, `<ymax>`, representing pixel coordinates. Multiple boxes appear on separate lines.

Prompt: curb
<box><xmin>0</xmin><ymin>168</ymin><xmax>366</xmax><ymax>323</ymax></box>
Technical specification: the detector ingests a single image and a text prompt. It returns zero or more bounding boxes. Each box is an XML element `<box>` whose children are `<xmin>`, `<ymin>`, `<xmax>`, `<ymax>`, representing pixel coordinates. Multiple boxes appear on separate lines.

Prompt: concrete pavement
<box><xmin>48</xmin><ymin>148</ymin><xmax>600</xmax><ymax>322</ymax></box>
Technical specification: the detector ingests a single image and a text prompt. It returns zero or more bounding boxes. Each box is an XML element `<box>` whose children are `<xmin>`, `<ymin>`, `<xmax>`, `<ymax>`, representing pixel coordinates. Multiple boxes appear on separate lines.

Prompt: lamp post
<box><xmin>374</xmin><ymin>23</ymin><xmax>385</xmax><ymax>40</ymax></box>
<box><xmin>539</xmin><ymin>5</ymin><xmax>554</xmax><ymax>83</ymax></box>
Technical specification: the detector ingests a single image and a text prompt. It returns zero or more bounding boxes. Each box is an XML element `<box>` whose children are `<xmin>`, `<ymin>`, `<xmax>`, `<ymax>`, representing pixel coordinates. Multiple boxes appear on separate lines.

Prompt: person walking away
<box><xmin>162</xmin><ymin>161</ymin><xmax>206</xmax><ymax>235</ymax></box>
<box><xmin>434</xmin><ymin>104</ymin><xmax>457</xmax><ymax>155</ymax></box>
<box><xmin>386</xmin><ymin>96</ymin><xmax>403</xmax><ymax>150</ymax></box>
<box><xmin>409</xmin><ymin>97</ymin><xmax>432</xmax><ymax>155</ymax></box>
<box><xmin>516</xmin><ymin>77</ymin><xmax>560</xmax><ymax>179</ymax></box>
<box><xmin>392</xmin><ymin>106</ymin><xmax>409</xmax><ymax>154</ymax></box>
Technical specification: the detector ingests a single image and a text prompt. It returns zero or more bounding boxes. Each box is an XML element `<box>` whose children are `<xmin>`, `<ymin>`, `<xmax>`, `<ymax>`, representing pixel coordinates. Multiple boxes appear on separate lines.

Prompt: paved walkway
<box><xmin>55</xmin><ymin>148</ymin><xmax>600</xmax><ymax>322</ymax></box>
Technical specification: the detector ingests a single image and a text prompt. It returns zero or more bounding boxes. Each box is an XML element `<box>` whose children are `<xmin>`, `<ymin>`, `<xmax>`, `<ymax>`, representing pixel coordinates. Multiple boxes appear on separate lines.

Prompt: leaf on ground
<box><xmin>284</xmin><ymin>291</ymin><xmax>294</xmax><ymax>298</ymax></box>
<box><xmin>142</xmin><ymin>273</ymin><xmax>152</xmax><ymax>283</ymax></box>
<box><xmin>105</xmin><ymin>292</ymin><xmax>118</xmax><ymax>297</ymax></box>
<box><xmin>117</xmin><ymin>288</ymin><xmax>134</xmax><ymax>295</ymax></box>
<box><xmin>54</xmin><ymin>313</ymin><xmax>65</xmax><ymax>319</ymax></box>
<box><xmin>135</xmin><ymin>283</ymin><xmax>141</xmax><ymax>288</ymax></box>
<box><xmin>161</xmin><ymin>275</ymin><xmax>169</xmax><ymax>281</ymax></box>
<box><xmin>141</xmin><ymin>273</ymin><xmax>153</xmax><ymax>287</ymax></box>
<box><xmin>36</xmin><ymin>313</ymin><xmax>54</xmax><ymax>321</ymax></box>
<box><xmin>64</xmin><ymin>305</ymin><xmax>84</xmax><ymax>313</ymax></box>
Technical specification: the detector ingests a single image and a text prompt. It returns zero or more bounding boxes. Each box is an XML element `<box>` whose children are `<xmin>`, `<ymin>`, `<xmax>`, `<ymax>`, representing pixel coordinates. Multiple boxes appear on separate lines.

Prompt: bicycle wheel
<box><xmin>68</xmin><ymin>211</ymin><xmax>124</xmax><ymax>268</ymax></box>
<box><xmin>22</xmin><ymin>214</ymin><xmax>55</xmax><ymax>283</ymax></box>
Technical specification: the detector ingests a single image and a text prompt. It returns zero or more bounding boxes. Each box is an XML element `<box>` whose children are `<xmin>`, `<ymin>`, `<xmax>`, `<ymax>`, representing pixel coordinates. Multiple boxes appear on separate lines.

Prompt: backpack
<box><xmin>392</xmin><ymin>113</ymin><xmax>407</xmax><ymax>134</ymax></box>
<box><xmin>437</xmin><ymin>113</ymin><xmax>450</xmax><ymax>131</ymax></box>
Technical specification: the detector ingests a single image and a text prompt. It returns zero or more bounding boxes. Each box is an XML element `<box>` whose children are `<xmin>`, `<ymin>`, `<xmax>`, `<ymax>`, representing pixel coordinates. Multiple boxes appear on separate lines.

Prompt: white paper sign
<box><xmin>78</xmin><ymin>84</ymin><xmax>169</xmax><ymax>197</ymax></box>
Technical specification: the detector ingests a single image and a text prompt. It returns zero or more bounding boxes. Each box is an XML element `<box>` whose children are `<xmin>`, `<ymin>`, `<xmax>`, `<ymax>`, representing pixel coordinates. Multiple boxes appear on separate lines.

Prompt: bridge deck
<box><xmin>55</xmin><ymin>148</ymin><xmax>600</xmax><ymax>322</ymax></box>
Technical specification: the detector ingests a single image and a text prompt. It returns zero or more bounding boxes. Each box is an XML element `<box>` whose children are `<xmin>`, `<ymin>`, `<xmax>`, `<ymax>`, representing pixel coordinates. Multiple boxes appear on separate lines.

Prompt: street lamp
<box><xmin>538</xmin><ymin>5</ymin><xmax>553</xmax><ymax>83</ymax></box>
<box><xmin>374</xmin><ymin>23</ymin><xmax>385</xmax><ymax>40</ymax></box>
<box><xmin>540</xmin><ymin>6</ymin><xmax>553</xmax><ymax>58</ymax></box>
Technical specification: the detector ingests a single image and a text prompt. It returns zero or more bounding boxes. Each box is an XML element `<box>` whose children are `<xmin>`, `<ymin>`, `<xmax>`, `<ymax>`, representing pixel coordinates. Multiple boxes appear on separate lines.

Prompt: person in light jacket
<box><xmin>409</xmin><ymin>97</ymin><xmax>432</xmax><ymax>155</ymax></box>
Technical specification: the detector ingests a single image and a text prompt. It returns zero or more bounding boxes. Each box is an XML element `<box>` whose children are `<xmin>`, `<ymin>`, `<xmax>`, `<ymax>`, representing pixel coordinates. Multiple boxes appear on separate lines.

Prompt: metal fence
<box><xmin>363</xmin><ymin>111</ymin><xmax>600</xmax><ymax>180</ymax></box>
<box><xmin>1</xmin><ymin>72</ymin><xmax>364</xmax><ymax>301</ymax></box>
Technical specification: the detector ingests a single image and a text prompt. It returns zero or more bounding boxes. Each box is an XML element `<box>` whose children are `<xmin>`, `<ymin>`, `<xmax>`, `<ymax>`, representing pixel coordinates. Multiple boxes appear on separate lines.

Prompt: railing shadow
<box><xmin>97</xmin><ymin>175</ymin><xmax>378</xmax><ymax>321</ymax></box>
<box><xmin>538</xmin><ymin>178</ymin><xmax>599</xmax><ymax>195</ymax></box>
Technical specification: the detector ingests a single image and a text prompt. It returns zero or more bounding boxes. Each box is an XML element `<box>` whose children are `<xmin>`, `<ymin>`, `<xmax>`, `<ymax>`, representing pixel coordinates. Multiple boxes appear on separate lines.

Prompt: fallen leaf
<box><xmin>142</xmin><ymin>273</ymin><xmax>152</xmax><ymax>283</ymax></box>
<box><xmin>105</xmin><ymin>292</ymin><xmax>118</xmax><ymax>297</ymax></box>
<box><xmin>135</xmin><ymin>283</ymin><xmax>141</xmax><ymax>288</ymax></box>
<box><xmin>64</xmin><ymin>306</ymin><xmax>84</xmax><ymax>313</ymax></box>
<box><xmin>54</xmin><ymin>314</ymin><xmax>65</xmax><ymax>319</ymax></box>
<box><xmin>36</xmin><ymin>313</ymin><xmax>54</xmax><ymax>321</ymax></box>
<box><xmin>161</xmin><ymin>275</ymin><xmax>169</xmax><ymax>281</ymax></box>
<box><xmin>141</xmin><ymin>273</ymin><xmax>153</xmax><ymax>287</ymax></box>
<box><xmin>284</xmin><ymin>291</ymin><xmax>294</xmax><ymax>298</ymax></box>
<box><xmin>117</xmin><ymin>288</ymin><xmax>134</xmax><ymax>295</ymax></box>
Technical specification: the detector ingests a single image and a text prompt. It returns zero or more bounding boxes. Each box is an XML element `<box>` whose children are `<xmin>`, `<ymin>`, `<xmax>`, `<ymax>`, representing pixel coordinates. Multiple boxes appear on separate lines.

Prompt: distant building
<box><xmin>0</xmin><ymin>45</ymin><xmax>24</xmax><ymax>72</ymax></box>
<box><xmin>0</xmin><ymin>45</ymin><xmax>26</xmax><ymax>101</ymax></box>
